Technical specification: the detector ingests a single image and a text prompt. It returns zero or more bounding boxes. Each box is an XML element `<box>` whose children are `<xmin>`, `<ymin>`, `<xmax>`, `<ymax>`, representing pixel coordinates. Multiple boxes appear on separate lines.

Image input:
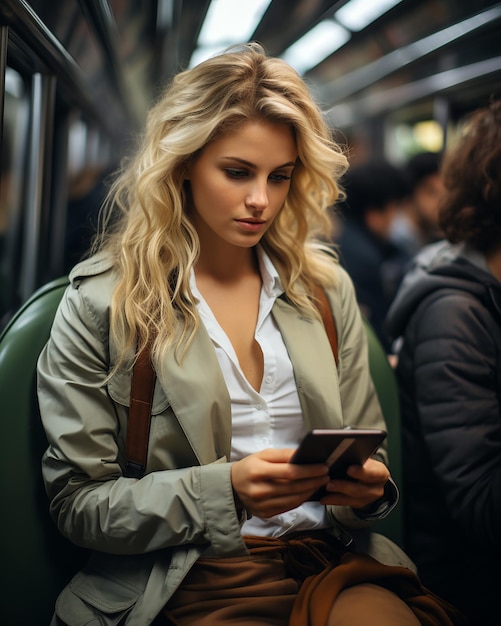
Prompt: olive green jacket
<box><xmin>37</xmin><ymin>253</ymin><xmax>410</xmax><ymax>626</ymax></box>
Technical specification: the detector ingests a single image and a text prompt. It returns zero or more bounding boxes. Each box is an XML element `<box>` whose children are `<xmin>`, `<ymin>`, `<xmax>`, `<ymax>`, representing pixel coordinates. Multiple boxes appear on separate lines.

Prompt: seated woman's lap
<box><xmin>161</xmin><ymin>553</ymin><xmax>420</xmax><ymax>626</ymax></box>
<box><xmin>162</xmin><ymin>553</ymin><xmax>298</xmax><ymax>626</ymax></box>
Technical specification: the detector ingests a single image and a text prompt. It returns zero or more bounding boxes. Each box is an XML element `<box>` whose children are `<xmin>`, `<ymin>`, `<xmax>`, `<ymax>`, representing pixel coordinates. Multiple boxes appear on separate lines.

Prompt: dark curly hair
<box><xmin>439</xmin><ymin>99</ymin><xmax>501</xmax><ymax>253</ymax></box>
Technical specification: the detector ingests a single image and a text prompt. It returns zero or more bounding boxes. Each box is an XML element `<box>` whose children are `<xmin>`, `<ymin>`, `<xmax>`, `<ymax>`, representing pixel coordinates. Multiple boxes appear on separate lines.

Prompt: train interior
<box><xmin>0</xmin><ymin>1</ymin><xmax>500</xmax><ymax>624</ymax></box>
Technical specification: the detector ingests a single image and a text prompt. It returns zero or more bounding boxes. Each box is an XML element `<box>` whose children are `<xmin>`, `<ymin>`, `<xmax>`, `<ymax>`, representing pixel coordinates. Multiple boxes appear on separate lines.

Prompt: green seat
<box><xmin>0</xmin><ymin>280</ymin><xmax>403</xmax><ymax>624</ymax></box>
<box><xmin>362</xmin><ymin>317</ymin><xmax>404</xmax><ymax>548</ymax></box>
<box><xmin>0</xmin><ymin>276</ymin><xmax>87</xmax><ymax>625</ymax></box>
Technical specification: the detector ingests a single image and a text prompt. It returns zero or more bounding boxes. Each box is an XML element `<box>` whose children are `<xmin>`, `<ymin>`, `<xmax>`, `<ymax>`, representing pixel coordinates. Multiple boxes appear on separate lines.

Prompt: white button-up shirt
<box><xmin>191</xmin><ymin>247</ymin><xmax>328</xmax><ymax>537</ymax></box>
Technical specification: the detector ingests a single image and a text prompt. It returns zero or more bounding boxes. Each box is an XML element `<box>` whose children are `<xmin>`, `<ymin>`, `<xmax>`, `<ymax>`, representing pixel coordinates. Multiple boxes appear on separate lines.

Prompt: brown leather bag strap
<box><xmin>125</xmin><ymin>286</ymin><xmax>338</xmax><ymax>478</ymax></box>
<box><xmin>125</xmin><ymin>346</ymin><xmax>156</xmax><ymax>478</ymax></box>
<box><xmin>313</xmin><ymin>285</ymin><xmax>339</xmax><ymax>367</ymax></box>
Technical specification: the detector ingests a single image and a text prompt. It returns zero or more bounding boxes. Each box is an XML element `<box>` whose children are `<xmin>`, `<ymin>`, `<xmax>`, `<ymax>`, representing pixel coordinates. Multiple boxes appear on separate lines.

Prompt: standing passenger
<box><xmin>333</xmin><ymin>160</ymin><xmax>410</xmax><ymax>351</ymax></box>
<box><xmin>386</xmin><ymin>99</ymin><xmax>501</xmax><ymax>626</ymax></box>
<box><xmin>38</xmin><ymin>44</ymin><xmax>465</xmax><ymax>626</ymax></box>
<box><xmin>390</xmin><ymin>151</ymin><xmax>445</xmax><ymax>258</ymax></box>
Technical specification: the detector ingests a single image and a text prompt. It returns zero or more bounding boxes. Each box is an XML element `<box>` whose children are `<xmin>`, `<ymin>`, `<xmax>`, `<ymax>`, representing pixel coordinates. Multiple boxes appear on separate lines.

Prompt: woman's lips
<box><xmin>235</xmin><ymin>219</ymin><xmax>266</xmax><ymax>232</ymax></box>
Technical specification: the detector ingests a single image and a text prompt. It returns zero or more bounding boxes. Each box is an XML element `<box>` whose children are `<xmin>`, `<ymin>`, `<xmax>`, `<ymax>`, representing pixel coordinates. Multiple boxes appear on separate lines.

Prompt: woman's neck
<box><xmin>195</xmin><ymin>245</ymin><xmax>259</xmax><ymax>283</ymax></box>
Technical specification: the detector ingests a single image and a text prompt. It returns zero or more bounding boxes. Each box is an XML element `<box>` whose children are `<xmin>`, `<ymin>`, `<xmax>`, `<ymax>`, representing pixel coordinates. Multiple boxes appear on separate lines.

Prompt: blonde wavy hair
<box><xmin>95</xmin><ymin>43</ymin><xmax>348</xmax><ymax>368</ymax></box>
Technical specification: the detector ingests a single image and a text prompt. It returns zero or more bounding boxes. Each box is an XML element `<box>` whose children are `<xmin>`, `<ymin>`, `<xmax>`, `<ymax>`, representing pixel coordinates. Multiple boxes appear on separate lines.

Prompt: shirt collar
<box><xmin>256</xmin><ymin>246</ymin><xmax>284</xmax><ymax>299</ymax></box>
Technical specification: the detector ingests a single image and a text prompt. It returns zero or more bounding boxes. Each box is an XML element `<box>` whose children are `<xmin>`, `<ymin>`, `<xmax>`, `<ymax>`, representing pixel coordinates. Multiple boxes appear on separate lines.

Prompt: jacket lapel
<box><xmin>155</xmin><ymin>323</ymin><xmax>232</xmax><ymax>466</ymax></box>
<box><xmin>271</xmin><ymin>297</ymin><xmax>343</xmax><ymax>430</ymax></box>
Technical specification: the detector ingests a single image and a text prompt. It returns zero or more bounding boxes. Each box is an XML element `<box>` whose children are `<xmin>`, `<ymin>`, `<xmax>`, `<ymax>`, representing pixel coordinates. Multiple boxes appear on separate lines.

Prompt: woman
<box><xmin>386</xmin><ymin>100</ymin><xmax>501</xmax><ymax>626</ymax></box>
<box><xmin>38</xmin><ymin>44</ymin><xmax>463</xmax><ymax>626</ymax></box>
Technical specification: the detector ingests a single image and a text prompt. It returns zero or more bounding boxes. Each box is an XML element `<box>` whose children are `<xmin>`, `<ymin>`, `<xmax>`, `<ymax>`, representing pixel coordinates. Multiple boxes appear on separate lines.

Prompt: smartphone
<box><xmin>290</xmin><ymin>428</ymin><xmax>387</xmax><ymax>499</ymax></box>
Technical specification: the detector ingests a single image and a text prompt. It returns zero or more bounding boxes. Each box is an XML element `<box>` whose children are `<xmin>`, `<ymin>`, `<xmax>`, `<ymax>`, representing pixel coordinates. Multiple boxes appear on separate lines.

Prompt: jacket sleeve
<box><xmin>406</xmin><ymin>291</ymin><xmax>501</xmax><ymax>550</ymax></box>
<box><xmin>37</xmin><ymin>279</ymin><xmax>247</xmax><ymax>557</ymax></box>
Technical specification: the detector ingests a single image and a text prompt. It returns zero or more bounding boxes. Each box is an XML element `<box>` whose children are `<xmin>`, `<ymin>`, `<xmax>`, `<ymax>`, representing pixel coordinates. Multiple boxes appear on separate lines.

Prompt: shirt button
<box><xmin>265</xmin><ymin>375</ymin><xmax>273</xmax><ymax>383</ymax></box>
<box><xmin>260</xmin><ymin>437</ymin><xmax>270</xmax><ymax>447</ymax></box>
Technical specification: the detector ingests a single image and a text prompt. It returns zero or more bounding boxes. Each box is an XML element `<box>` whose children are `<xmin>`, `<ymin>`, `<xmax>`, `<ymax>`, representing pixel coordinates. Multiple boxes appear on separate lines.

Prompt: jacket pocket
<box><xmin>55</xmin><ymin>553</ymin><xmax>153</xmax><ymax>626</ymax></box>
<box><xmin>55</xmin><ymin>574</ymin><xmax>139</xmax><ymax>626</ymax></box>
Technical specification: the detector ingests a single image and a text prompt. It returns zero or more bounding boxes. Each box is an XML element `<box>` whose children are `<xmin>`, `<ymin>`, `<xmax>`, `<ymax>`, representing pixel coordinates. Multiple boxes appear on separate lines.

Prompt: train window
<box><xmin>63</xmin><ymin>116</ymin><xmax>115</xmax><ymax>273</ymax></box>
<box><xmin>0</xmin><ymin>66</ymin><xmax>29</xmax><ymax>327</ymax></box>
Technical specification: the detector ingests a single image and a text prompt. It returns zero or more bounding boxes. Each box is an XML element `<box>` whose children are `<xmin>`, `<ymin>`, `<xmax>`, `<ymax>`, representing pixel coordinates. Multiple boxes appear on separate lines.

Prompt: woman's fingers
<box><xmin>231</xmin><ymin>449</ymin><xmax>329</xmax><ymax>517</ymax></box>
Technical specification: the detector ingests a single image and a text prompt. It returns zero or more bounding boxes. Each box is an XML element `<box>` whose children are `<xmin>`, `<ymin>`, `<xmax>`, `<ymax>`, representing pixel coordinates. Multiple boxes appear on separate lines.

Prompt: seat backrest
<box><xmin>362</xmin><ymin>317</ymin><xmax>404</xmax><ymax>547</ymax></box>
<box><xmin>0</xmin><ymin>281</ymin><xmax>404</xmax><ymax>624</ymax></box>
<box><xmin>0</xmin><ymin>276</ymin><xmax>87</xmax><ymax>625</ymax></box>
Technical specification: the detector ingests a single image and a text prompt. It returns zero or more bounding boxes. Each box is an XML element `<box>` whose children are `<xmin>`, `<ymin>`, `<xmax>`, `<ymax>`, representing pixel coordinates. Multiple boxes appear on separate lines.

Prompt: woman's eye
<box><xmin>225</xmin><ymin>169</ymin><xmax>248</xmax><ymax>179</ymax></box>
<box><xmin>270</xmin><ymin>172</ymin><xmax>292</xmax><ymax>182</ymax></box>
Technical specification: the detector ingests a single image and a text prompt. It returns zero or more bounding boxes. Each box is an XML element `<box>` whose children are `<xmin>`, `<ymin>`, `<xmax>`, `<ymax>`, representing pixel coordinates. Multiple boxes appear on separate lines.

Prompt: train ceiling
<box><xmin>2</xmin><ymin>0</ymin><xmax>500</xmax><ymax>135</ymax></box>
<box><xmin>169</xmin><ymin>0</ymin><xmax>501</xmax><ymax>128</ymax></box>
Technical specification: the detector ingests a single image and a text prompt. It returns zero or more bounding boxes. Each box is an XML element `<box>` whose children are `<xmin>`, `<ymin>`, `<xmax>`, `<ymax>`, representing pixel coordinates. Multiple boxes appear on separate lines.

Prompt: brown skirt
<box><xmin>162</xmin><ymin>531</ymin><xmax>467</xmax><ymax>626</ymax></box>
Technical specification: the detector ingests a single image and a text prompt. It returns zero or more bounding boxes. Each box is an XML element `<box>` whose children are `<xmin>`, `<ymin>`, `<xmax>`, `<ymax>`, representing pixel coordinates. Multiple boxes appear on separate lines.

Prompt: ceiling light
<box><xmin>280</xmin><ymin>20</ymin><xmax>350</xmax><ymax>75</ymax></box>
<box><xmin>190</xmin><ymin>0</ymin><xmax>272</xmax><ymax>67</ymax></box>
<box><xmin>335</xmin><ymin>0</ymin><xmax>403</xmax><ymax>32</ymax></box>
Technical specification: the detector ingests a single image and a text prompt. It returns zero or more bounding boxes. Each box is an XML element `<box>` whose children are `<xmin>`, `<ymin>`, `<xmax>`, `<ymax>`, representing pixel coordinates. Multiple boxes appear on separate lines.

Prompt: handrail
<box><xmin>326</xmin><ymin>56</ymin><xmax>501</xmax><ymax>127</ymax></box>
<box><xmin>322</xmin><ymin>5</ymin><xmax>501</xmax><ymax>104</ymax></box>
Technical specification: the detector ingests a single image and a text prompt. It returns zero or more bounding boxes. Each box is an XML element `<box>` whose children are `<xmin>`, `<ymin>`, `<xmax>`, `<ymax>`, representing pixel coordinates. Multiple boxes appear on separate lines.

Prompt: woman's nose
<box><xmin>245</xmin><ymin>179</ymin><xmax>269</xmax><ymax>211</ymax></box>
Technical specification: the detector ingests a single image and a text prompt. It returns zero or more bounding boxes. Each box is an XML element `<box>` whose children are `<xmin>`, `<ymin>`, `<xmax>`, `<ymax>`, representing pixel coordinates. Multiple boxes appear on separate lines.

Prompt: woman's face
<box><xmin>187</xmin><ymin>119</ymin><xmax>297</xmax><ymax>251</ymax></box>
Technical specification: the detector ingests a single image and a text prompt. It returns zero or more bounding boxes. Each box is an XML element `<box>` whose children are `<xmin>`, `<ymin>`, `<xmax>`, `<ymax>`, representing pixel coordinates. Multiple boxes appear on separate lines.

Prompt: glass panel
<box><xmin>63</xmin><ymin>116</ymin><xmax>115</xmax><ymax>273</ymax></box>
<box><xmin>0</xmin><ymin>67</ymin><xmax>30</xmax><ymax>328</ymax></box>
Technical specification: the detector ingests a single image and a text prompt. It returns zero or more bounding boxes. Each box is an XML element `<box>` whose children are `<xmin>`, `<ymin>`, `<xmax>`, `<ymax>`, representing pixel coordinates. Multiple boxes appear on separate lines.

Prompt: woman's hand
<box><xmin>319</xmin><ymin>458</ymin><xmax>390</xmax><ymax>509</ymax></box>
<box><xmin>231</xmin><ymin>448</ymin><xmax>329</xmax><ymax>518</ymax></box>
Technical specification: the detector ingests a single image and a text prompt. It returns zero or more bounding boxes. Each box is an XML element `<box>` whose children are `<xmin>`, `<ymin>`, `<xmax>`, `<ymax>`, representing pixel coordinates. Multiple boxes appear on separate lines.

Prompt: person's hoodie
<box><xmin>384</xmin><ymin>239</ymin><xmax>501</xmax><ymax>626</ymax></box>
<box><xmin>386</xmin><ymin>239</ymin><xmax>501</xmax><ymax>341</ymax></box>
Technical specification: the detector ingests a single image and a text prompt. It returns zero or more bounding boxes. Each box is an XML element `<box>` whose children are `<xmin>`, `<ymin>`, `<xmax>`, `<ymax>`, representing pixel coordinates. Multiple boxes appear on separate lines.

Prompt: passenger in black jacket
<box><xmin>385</xmin><ymin>100</ymin><xmax>501</xmax><ymax>626</ymax></box>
